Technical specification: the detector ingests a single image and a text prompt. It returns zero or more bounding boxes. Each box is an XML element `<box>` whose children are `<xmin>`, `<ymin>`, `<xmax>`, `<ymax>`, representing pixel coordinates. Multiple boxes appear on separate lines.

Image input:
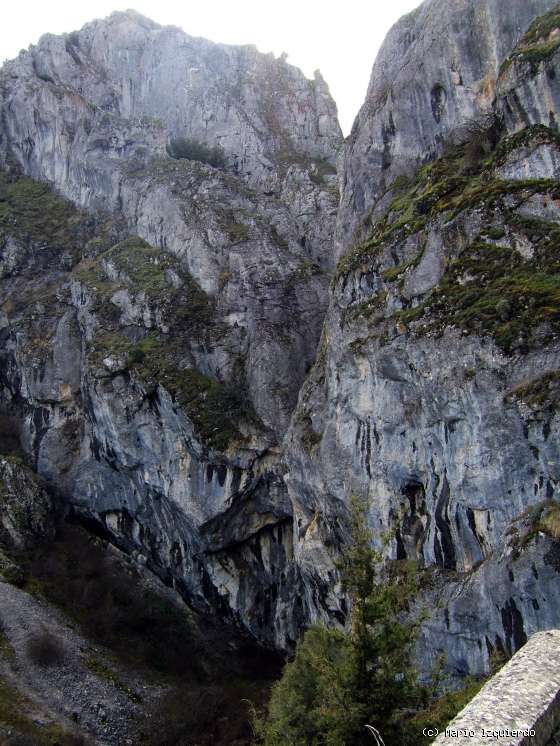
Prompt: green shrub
<box><xmin>500</xmin><ymin>5</ymin><xmax>560</xmax><ymax>75</ymax></box>
<box><xmin>408</xmin><ymin>678</ymin><xmax>486</xmax><ymax>744</ymax></box>
<box><xmin>166</xmin><ymin>137</ymin><xmax>226</xmax><ymax>168</ymax></box>
<box><xmin>486</xmin><ymin>227</ymin><xmax>506</xmax><ymax>240</ymax></box>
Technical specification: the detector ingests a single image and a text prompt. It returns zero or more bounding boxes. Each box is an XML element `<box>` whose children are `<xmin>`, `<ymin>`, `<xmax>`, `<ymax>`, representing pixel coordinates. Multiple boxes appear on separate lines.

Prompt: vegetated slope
<box><xmin>284</xmin><ymin>2</ymin><xmax>560</xmax><ymax>680</ymax></box>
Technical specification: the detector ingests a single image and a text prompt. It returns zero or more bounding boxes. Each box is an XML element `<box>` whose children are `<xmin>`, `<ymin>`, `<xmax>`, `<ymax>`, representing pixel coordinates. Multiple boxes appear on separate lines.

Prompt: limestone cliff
<box><xmin>0</xmin><ymin>10</ymin><xmax>341</xmax><ymax>648</ymax></box>
<box><xmin>0</xmin><ymin>0</ymin><xmax>560</xmax><ymax>683</ymax></box>
<box><xmin>336</xmin><ymin>0</ymin><xmax>557</xmax><ymax>257</ymax></box>
<box><xmin>286</xmin><ymin>1</ymin><xmax>560</xmax><ymax>676</ymax></box>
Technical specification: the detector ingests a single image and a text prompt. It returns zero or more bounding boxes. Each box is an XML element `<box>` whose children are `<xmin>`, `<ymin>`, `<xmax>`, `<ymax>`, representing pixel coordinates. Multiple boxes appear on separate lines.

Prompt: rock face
<box><xmin>0</xmin><ymin>10</ymin><xmax>341</xmax><ymax>647</ymax></box>
<box><xmin>1</xmin><ymin>0</ymin><xmax>560</xmax><ymax>681</ymax></box>
<box><xmin>6</xmin><ymin>9</ymin><xmax>340</xmax><ymax>189</ymax></box>
<box><xmin>0</xmin><ymin>9</ymin><xmax>341</xmax><ymax>437</ymax></box>
<box><xmin>336</xmin><ymin>0</ymin><xmax>557</xmax><ymax>257</ymax></box>
<box><xmin>285</xmin><ymin>0</ymin><xmax>560</xmax><ymax>675</ymax></box>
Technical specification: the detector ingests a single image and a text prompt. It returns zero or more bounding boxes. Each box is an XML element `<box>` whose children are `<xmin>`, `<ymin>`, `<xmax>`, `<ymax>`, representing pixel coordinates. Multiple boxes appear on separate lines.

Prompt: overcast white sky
<box><xmin>0</xmin><ymin>0</ymin><xmax>420</xmax><ymax>135</ymax></box>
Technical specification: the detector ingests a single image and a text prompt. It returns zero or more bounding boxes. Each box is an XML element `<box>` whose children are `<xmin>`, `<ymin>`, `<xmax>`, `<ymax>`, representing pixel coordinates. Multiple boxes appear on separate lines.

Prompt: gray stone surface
<box><xmin>432</xmin><ymin>630</ymin><xmax>560</xmax><ymax>745</ymax></box>
<box><xmin>0</xmin><ymin>0</ymin><xmax>560</xmax><ymax>682</ymax></box>
<box><xmin>336</xmin><ymin>0</ymin><xmax>557</xmax><ymax>259</ymax></box>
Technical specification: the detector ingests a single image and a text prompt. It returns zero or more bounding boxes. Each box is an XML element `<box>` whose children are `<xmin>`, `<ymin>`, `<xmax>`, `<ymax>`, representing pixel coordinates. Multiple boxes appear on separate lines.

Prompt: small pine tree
<box><xmin>256</xmin><ymin>496</ymin><xmax>427</xmax><ymax>746</ymax></box>
<box><xmin>339</xmin><ymin>497</ymin><xmax>427</xmax><ymax>744</ymax></box>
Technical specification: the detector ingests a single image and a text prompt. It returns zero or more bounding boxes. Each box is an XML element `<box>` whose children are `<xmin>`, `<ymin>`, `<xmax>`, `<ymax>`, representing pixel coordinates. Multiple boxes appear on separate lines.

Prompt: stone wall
<box><xmin>432</xmin><ymin>630</ymin><xmax>560</xmax><ymax>745</ymax></box>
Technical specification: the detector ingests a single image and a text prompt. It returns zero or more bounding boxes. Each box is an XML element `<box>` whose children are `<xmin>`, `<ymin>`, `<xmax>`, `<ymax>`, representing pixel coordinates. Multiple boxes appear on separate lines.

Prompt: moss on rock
<box><xmin>500</xmin><ymin>5</ymin><xmax>560</xmax><ymax>75</ymax></box>
<box><xmin>505</xmin><ymin>371</ymin><xmax>560</xmax><ymax>411</ymax></box>
<box><xmin>336</xmin><ymin>124</ymin><xmax>560</xmax><ymax>282</ymax></box>
<box><xmin>396</xmin><ymin>239</ymin><xmax>560</xmax><ymax>352</ymax></box>
<box><xmin>91</xmin><ymin>331</ymin><xmax>254</xmax><ymax>451</ymax></box>
<box><xmin>0</xmin><ymin>172</ymin><xmax>84</xmax><ymax>255</ymax></box>
<box><xmin>335</xmin><ymin>125</ymin><xmax>560</xmax><ymax>353</ymax></box>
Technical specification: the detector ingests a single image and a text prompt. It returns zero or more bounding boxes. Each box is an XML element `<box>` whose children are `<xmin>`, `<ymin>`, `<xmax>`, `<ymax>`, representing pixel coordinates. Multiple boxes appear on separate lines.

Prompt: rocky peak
<box><xmin>0</xmin><ymin>9</ymin><xmax>344</xmax><ymax>650</ymax></box>
<box><xmin>5</xmin><ymin>8</ymin><xmax>341</xmax><ymax>188</ymax></box>
<box><xmin>336</xmin><ymin>0</ymin><xmax>558</xmax><ymax>258</ymax></box>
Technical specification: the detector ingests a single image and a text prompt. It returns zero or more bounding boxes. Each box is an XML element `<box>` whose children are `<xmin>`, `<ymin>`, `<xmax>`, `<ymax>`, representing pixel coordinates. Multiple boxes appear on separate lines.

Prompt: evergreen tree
<box><xmin>340</xmin><ymin>497</ymin><xmax>426</xmax><ymax>744</ymax></box>
<box><xmin>255</xmin><ymin>496</ymin><xmax>427</xmax><ymax>745</ymax></box>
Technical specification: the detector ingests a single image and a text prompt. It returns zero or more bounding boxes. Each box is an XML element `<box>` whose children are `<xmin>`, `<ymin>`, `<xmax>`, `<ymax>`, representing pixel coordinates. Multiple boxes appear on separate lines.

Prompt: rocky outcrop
<box><xmin>336</xmin><ymin>0</ymin><xmax>557</xmax><ymax>258</ymax></box>
<box><xmin>284</xmin><ymin>1</ymin><xmax>560</xmax><ymax>675</ymax></box>
<box><xmin>0</xmin><ymin>455</ymin><xmax>55</xmax><ymax>586</ymax></box>
<box><xmin>5</xmin><ymin>9</ymin><xmax>340</xmax><ymax>187</ymax></box>
<box><xmin>0</xmin><ymin>160</ymin><xmax>316</xmax><ymax>646</ymax></box>
<box><xmin>417</xmin><ymin>503</ymin><xmax>560</xmax><ymax>678</ymax></box>
<box><xmin>0</xmin><ymin>11</ymin><xmax>341</xmax><ymax>648</ymax></box>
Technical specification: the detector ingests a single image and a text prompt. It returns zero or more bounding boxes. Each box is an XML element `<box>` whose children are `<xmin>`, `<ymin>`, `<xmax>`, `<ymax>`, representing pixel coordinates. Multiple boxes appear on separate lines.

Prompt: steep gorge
<box><xmin>0</xmin><ymin>0</ymin><xmax>560</xmax><ymax>689</ymax></box>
